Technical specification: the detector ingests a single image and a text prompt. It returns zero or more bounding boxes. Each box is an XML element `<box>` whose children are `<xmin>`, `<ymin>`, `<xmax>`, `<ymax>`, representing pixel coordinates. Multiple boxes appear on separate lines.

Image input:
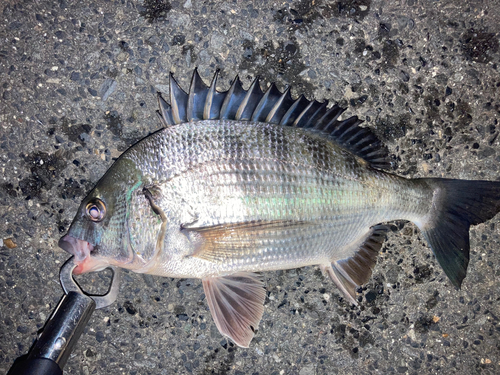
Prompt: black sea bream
<box><xmin>59</xmin><ymin>70</ymin><xmax>500</xmax><ymax>347</ymax></box>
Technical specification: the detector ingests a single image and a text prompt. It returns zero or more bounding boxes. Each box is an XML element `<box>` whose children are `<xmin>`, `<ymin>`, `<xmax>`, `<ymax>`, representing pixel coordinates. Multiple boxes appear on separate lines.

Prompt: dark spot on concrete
<box><xmin>20</xmin><ymin>150</ymin><xmax>69</xmax><ymax>199</ymax></box>
<box><xmin>1</xmin><ymin>183</ymin><xmax>18</xmax><ymax>198</ymax></box>
<box><xmin>57</xmin><ymin>217</ymin><xmax>70</xmax><ymax>233</ymax></box>
<box><xmin>59</xmin><ymin>117</ymin><xmax>93</xmax><ymax>145</ymax></box>
<box><xmin>454</xmin><ymin>100</ymin><xmax>473</xmax><ymax>129</ymax></box>
<box><xmin>413</xmin><ymin>265</ymin><xmax>432</xmax><ymax>283</ymax></box>
<box><xmin>139</xmin><ymin>0</ymin><xmax>171</xmax><ymax>23</ymax></box>
<box><xmin>182</xmin><ymin>44</ymin><xmax>196</xmax><ymax>64</ymax></box>
<box><xmin>95</xmin><ymin>331</ymin><xmax>105</xmax><ymax>343</ymax></box>
<box><xmin>239</xmin><ymin>39</ymin><xmax>314</xmax><ymax>95</ymax></box>
<box><xmin>332</xmin><ymin>323</ymin><xmax>347</xmax><ymax>342</ymax></box>
<box><xmin>202</xmin><ymin>345</ymin><xmax>236</xmax><ymax>374</ymax></box>
<box><xmin>177</xmin><ymin>313</ymin><xmax>188</xmax><ymax>321</ymax></box>
<box><xmin>378</xmin><ymin>22</ymin><xmax>392</xmax><ymax>39</ymax></box>
<box><xmin>107</xmin><ymin>68</ymin><xmax>119</xmax><ymax>79</ymax></box>
<box><xmin>359</xmin><ymin>330</ymin><xmax>374</xmax><ymax>347</ymax></box>
<box><xmin>242</xmin><ymin>41</ymin><xmax>253</xmax><ymax>59</ymax></box>
<box><xmin>423</xmin><ymin>89</ymin><xmax>442</xmax><ymax>122</ymax></box>
<box><xmin>377</xmin><ymin>114</ymin><xmax>409</xmax><ymax>141</ymax></box>
<box><xmin>274</xmin><ymin>1</ymin><xmax>321</xmax><ymax>29</ymax></box>
<box><xmin>425</xmin><ymin>291</ymin><xmax>439</xmax><ymax>310</ymax></box>
<box><xmin>414</xmin><ymin>315</ymin><xmax>438</xmax><ymax>333</ymax></box>
<box><xmin>478</xmin><ymin>146</ymin><xmax>496</xmax><ymax>159</ymax></box>
<box><xmin>19</xmin><ymin>177</ymin><xmax>43</xmax><ymax>200</ymax></box>
<box><xmin>381</xmin><ymin>40</ymin><xmax>400</xmax><ymax>68</ymax></box>
<box><xmin>322</xmin><ymin>0</ymin><xmax>371</xmax><ymax>20</ymax></box>
<box><xmin>173</xmin><ymin>305</ymin><xmax>185</xmax><ymax>315</ymax></box>
<box><xmin>461</xmin><ymin>29</ymin><xmax>499</xmax><ymax>64</ymax></box>
<box><xmin>123</xmin><ymin>301</ymin><xmax>137</xmax><ymax>315</ymax></box>
<box><xmin>60</xmin><ymin>178</ymin><xmax>86</xmax><ymax>199</ymax></box>
<box><xmin>365</xmin><ymin>290</ymin><xmax>377</xmax><ymax>303</ymax></box>
<box><xmin>350</xmin><ymin>94</ymin><xmax>368</xmax><ymax>107</ymax></box>
<box><xmin>17</xmin><ymin>325</ymin><xmax>29</xmax><ymax>334</ymax></box>
<box><xmin>118</xmin><ymin>40</ymin><xmax>134</xmax><ymax>57</ymax></box>
<box><xmin>104</xmin><ymin>111</ymin><xmax>123</xmax><ymax>138</ymax></box>
<box><xmin>172</xmin><ymin>34</ymin><xmax>186</xmax><ymax>46</ymax></box>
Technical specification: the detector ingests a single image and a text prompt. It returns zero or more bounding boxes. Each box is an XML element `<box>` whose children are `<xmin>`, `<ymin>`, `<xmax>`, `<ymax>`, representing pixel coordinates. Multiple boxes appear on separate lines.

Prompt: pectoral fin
<box><xmin>202</xmin><ymin>272</ymin><xmax>266</xmax><ymax>348</ymax></box>
<box><xmin>183</xmin><ymin>220</ymin><xmax>311</xmax><ymax>262</ymax></box>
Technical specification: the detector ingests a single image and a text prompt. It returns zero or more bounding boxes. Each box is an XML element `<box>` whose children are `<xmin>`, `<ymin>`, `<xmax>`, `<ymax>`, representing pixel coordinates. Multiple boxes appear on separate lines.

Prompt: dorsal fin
<box><xmin>169</xmin><ymin>73</ymin><xmax>189</xmax><ymax>124</ymax></box>
<box><xmin>295</xmin><ymin>100</ymin><xmax>329</xmax><ymax>128</ymax></box>
<box><xmin>204</xmin><ymin>70</ymin><xmax>225</xmax><ymax>120</ymax></box>
<box><xmin>157</xmin><ymin>70</ymin><xmax>392</xmax><ymax>170</ymax></box>
<box><xmin>156</xmin><ymin>92</ymin><xmax>175</xmax><ymax>126</ymax></box>
<box><xmin>187</xmin><ymin>68</ymin><xmax>210</xmax><ymax>121</ymax></box>
<box><xmin>279</xmin><ymin>95</ymin><xmax>309</xmax><ymax>126</ymax></box>
<box><xmin>235</xmin><ymin>77</ymin><xmax>264</xmax><ymax>121</ymax></box>
<box><xmin>266</xmin><ymin>88</ymin><xmax>294</xmax><ymax>124</ymax></box>
<box><xmin>220</xmin><ymin>77</ymin><xmax>246</xmax><ymax>120</ymax></box>
<box><xmin>251</xmin><ymin>84</ymin><xmax>283</xmax><ymax>122</ymax></box>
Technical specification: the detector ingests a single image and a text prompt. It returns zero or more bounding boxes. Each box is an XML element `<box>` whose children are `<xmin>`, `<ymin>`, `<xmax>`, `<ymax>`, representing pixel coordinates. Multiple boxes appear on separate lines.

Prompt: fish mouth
<box><xmin>58</xmin><ymin>235</ymin><xmax>103</xmax><ymax>274</ymax></box>
<box><xmin>58</xmin><ymin>235</ymin><xmax>93</xmax><ymax>261</ymax></box>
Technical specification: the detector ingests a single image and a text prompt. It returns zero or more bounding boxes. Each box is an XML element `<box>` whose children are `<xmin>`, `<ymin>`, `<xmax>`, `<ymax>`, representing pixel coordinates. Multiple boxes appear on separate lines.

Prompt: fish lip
<box><xmin>58</xmin><ymin>234</ymin><xmax>94</xmax><ymax>262</ymax></box>
<box><xmin>58</xmin><ymin>235</ymin><xmax>107</xmax><ymax>274</ymax></box>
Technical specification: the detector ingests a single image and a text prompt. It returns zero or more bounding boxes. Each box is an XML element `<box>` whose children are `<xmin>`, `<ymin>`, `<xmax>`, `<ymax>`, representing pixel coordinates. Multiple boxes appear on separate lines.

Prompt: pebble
<box><xmin>99</xmin><ymin>79</ymin><xmax>117</xmax><ymax>101</ymax></box>
<box><xmin>3</xmin><ymin>238</ymin><xmax>17</xmax><ymax>249</ymax></box>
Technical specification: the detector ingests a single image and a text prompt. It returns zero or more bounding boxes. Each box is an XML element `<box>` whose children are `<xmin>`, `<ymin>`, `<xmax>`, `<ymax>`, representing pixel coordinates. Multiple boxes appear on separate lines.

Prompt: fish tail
<box><xmin>417</xmin><ymin>178</ymin><xmax>500</xmax><ymax>287</ymax></box>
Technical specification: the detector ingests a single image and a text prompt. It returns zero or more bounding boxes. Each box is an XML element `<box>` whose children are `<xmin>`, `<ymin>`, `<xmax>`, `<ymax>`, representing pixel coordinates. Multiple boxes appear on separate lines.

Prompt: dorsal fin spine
<box><xmin>219</xmin><ymin>76</ymin><xmax>244</xmax><ymax>119</ymax></box>
<box><xmin>235</xmin><ymin>77</ymin><xmax>263</xmax><ymax>121</ymax></box>
<box><xmin>317</xmin><ymin>105</ymin><xmax>345</xmax><ymax>132</ymax></box>
<box><xmin>266</xmin><ymin>88</ymin><xmax>293</xmax><ymax>124</ymax></box>
<box><xmin>292</xmin><ymin>99</ymin><xmax>317</xmax><ymax>127</ymax></box>
<box><xmin>265</xmin><ymin>87</ymin><xmax>288</xmax><ymax>123</ymax></box>
<box><xmin>187</xmin><ymin>68</ymin><xmax>209</xmax><ymax>121</ymax></box>
<box><xmin>279</xmin><ymin>95</ymin><xmax>309</xmax><ymax>126</ymax></box>
<box><xmin>300</xmin><ymin>101</ymin><xmax>329</xmax><ymax>128</ymax></box>
<box><xmin>251</xmin><ymin>84</ymin><xmax>282</xmax><ymax>122</ymax></box>
<box><xmin>169</xmin><ymin>73</ymin><xmax>188</xmax><ymax>124</ymax></box>
<box><xmin>157</xmin><ymin>92</ymin><xmax>175</xmax><ymax>127</ymax></box>
<box><xmin>204</xmin><ymin>70</ymin><xmax>220</xmax><ymax>120</ymax></box>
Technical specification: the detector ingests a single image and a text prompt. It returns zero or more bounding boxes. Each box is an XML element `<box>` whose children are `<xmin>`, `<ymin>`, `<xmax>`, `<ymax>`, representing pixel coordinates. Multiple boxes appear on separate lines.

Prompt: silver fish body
<box><xmin>121</xmin><ymin>120</ymin><xmax>429</xmax><ymax>278</ymax></box>
<box><xmin>59</xmin><ymin>70</ymin><xmax>500</xmax><ymax>347</ymax></box>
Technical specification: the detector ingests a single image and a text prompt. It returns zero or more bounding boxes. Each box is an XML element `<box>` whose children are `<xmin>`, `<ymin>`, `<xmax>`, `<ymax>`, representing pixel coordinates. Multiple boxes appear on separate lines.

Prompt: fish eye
<box><xmin>85</xmin><ymin>199</ymin><xmax>106</xmax><ymax>222</ymax></box>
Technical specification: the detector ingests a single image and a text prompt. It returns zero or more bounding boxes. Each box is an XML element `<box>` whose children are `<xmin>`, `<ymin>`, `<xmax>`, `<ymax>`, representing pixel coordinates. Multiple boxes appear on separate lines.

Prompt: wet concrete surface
<box><xmin>1</xmin><ymin>0</ymin><xmax>499</xmax><ymax>374</ymax></box>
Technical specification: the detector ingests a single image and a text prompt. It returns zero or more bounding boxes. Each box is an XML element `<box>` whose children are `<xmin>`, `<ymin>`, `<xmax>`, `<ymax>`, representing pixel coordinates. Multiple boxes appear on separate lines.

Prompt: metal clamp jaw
<box><xmin>59</xmin><ymin>256</ymin><xmax>121</xmax><ymax>309</ymax></box>
<box><xmin>8</xmin><ymin>257</ymin><xmax>120</xmax><ymax>375</ymax></box>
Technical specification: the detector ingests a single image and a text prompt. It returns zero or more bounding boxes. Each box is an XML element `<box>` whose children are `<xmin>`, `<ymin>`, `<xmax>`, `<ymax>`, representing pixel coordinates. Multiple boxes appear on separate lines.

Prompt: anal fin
<box><xmin>321</xmin><ymin>264</ymin><xmax>358</xmax><ymax>305</ymax></box>
<box><xmin>322</xmin><ymin>225</ymin><xmax>388</xmax><ymax>305</ymax></box>
<box><xmin>202</xmin><ymin>272</ymin><xmax>266</xmax><ymax>348</ymax></box>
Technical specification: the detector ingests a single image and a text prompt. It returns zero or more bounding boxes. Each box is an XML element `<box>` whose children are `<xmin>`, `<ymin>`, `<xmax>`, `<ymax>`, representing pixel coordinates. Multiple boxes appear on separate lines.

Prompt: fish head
<box><xmin>58</xmin><ymin>157</ymin><xmax>154</xmax><ymax>274</ymax></box>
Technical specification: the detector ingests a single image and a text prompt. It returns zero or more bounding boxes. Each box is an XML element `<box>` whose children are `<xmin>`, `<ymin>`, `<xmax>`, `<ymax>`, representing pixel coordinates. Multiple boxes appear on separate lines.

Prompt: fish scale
<box><xmin>58</xmin><ymin>70</ymin><xmax>500</xmax><ymax>348</ymax></box>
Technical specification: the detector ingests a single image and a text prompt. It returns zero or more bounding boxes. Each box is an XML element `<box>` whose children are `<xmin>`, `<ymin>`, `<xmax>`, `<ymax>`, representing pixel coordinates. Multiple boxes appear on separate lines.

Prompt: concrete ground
<box><xmin>1</xmin><ymin>0</ymin><xmax>499</xmax><ymax>374</ymax></box>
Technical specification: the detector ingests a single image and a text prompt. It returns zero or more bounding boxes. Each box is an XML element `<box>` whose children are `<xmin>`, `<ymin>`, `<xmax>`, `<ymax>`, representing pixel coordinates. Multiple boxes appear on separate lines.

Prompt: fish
<box><xmin>58</xmin><ymin>69</ymin><xmax>500</xmax><ymax>348</ymax></box>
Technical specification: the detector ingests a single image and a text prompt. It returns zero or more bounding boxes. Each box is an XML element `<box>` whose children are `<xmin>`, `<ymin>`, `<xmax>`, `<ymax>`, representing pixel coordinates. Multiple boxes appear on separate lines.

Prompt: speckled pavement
<box><xmin>1</xmin><ymin>1</ymin><xmax>499</xmax><ymax>374</ymax></box>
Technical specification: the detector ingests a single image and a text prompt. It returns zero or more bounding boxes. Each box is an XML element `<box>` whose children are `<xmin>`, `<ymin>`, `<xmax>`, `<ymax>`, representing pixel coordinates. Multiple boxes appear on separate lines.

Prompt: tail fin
<box><xmin>417</xmin><ymin>178</ymin><xmax>500</xmax><ymax>287</ymax></box>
